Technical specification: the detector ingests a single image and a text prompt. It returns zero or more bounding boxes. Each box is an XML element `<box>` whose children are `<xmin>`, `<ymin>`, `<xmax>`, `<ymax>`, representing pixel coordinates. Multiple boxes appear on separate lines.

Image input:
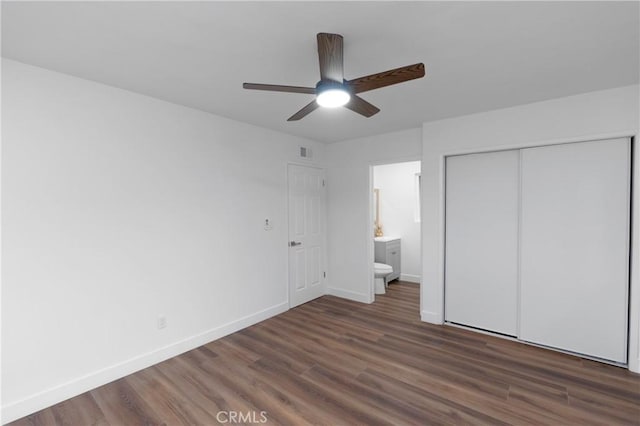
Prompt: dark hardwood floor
<box><xmin>11</xmin><ymin>281</ymin><xmax>640</xmax><ymax>425</ymax></box>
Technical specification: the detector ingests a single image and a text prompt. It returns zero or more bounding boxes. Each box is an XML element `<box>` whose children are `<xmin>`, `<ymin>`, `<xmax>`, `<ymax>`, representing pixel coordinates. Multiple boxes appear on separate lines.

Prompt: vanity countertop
<box><xmin>374</xmin><ymin>236</ymin><xmax>401</xmax><ymax>242</ymax></box>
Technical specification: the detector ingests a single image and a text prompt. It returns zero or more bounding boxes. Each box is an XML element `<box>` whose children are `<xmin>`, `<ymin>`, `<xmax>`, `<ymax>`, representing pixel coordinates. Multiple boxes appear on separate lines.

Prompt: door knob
<box><xmin>289</xmin><ymin>241</ymin><xmax>302</xmax><ymax>247</ymax></box>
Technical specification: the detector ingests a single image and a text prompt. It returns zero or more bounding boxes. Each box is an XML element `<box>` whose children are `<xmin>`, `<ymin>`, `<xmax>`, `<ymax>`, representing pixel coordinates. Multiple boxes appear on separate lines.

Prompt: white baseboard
<box><xmin>399</xmin><ymin>274</ymin><xmax>421</xmax><ymax>283</ymax></box>
<box><xmin>629</xmin><ymin>357</ymin><xmax>640</xmax><ymax>374</ymax></box>
<box><xmin>420</xmin><ymin>309</ymin><xmax>443</xmax><ymax>325</ymax></box>
<box><xmin>1</xmin><ymin>302</ymin><xmax>289</xmax><ymax>425</ymax></box>
<box><xmin>326</xmin><ymin>287</ymin><xmax>372</xmax><ymax>304</ymax></box>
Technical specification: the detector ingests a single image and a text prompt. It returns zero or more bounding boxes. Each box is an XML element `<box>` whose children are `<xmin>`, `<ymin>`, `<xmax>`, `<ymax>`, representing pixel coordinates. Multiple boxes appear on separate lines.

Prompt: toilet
<box><xmin>374</xmin><ymin>262</ymin><xmax>393</xmax><ymax>294</ymax></box>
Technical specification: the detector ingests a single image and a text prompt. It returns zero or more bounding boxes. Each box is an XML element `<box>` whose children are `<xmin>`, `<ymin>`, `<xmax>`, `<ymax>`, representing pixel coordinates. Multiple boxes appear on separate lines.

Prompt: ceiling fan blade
<box><xmin>317</xmin><ymin>33</ymin><xmax>344</xmax><ymax>83</ymax></box>
<box><xmin>287</xmin><ymin>100</ymin><xmax>320</xmax><ymax>121</ymax></box>
<box><xmin>346</xmin><ymin>63</ymin><xmax>425</xmax><ymax>94</ymax></box>
<box><xmin>243</xmin><ymin>83</ymin><xmax>315</xmax><ymax>94</ymax></box>
<box><xmin>344</xmin><ymin>95</ymin><xmax>380</xmax><ymax>118</ymax></box>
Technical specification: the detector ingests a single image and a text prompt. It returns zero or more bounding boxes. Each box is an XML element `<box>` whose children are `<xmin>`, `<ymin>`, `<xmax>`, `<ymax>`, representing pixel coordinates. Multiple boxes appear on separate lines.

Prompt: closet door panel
<box><xmin>445</xmin><ymin>150</ymin><xmax>519</xmax><ymax>336</ymax></box>
<box><xmin>520</xmin><ymin>138</ymin><xmax>629</xmax><ymax>363</ymax></box>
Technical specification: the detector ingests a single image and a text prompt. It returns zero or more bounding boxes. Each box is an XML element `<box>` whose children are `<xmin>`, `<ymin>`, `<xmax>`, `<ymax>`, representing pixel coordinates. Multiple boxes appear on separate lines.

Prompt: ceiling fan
<box><xmin>243</xmin><ymin>33</ymin><xmax>425</xmax><ymax>121</ymax></box>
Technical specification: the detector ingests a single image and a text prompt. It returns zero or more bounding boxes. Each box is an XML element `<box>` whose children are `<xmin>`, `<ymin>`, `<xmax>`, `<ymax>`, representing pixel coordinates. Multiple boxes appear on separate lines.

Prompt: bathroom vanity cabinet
<box><xmin>374</xmin><ymin>237</ymin><xmax>401</xmax><ymax>284</ymax></box>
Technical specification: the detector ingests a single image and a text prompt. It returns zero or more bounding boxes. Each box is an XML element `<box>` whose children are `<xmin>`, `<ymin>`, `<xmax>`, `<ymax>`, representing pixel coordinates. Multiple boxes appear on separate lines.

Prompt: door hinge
<box><xmin>322</xmin><ymin>179</ymin><xmax>325</xmax><ymax>187</ymax></box>
<box><xmin>323</xmin><ymin>271</ymin><xmax>326</xmax><ymax>278</ymax></box>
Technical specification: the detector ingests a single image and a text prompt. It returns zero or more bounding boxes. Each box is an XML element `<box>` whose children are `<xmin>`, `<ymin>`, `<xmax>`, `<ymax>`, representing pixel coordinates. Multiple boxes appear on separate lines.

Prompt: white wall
<box><xmin>1</xmin><ymin>59</ymin><xmax>326</xmax><ymax>422</ymax></box>
<box><xmin>420</xmin><ymin>85</ymin><xmax>640</xmax><ymax>372</ymax></box>
<box><xmin>373</xmin><ymin>161</ymin><xmax>421</xmax><ymax>282</ymax></box>
<box><xmin>326</xmin><ymin>128</ymin><xmax>421</xmax><ymax>303</ymax></box>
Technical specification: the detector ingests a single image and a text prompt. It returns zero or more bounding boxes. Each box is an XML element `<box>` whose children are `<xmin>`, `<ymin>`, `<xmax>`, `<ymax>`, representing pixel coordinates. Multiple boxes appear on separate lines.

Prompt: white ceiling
<box><xmin>2</xmin><ymin>1</ymin><xmax>638</xmax><ymax>143</ymax></box>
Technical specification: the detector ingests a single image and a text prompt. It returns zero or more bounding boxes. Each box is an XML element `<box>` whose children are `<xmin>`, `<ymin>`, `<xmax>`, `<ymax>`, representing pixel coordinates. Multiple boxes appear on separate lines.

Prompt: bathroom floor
<box><xmin>12</xmin><ymin>281</ymin><xmax>639</xmax><ymax>425</ymax></box>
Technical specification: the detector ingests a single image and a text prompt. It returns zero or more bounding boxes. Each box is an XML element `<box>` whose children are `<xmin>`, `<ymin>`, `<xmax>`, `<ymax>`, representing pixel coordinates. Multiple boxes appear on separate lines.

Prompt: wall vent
<box><xmin>300</xmin><ymin>146</ymin><xmax>313</xmax><ymax>158</ymax></box>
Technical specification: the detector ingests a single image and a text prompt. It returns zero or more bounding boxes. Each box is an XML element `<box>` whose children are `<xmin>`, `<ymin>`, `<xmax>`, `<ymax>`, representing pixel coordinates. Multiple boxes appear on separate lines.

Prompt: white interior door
<box><xmin>445</xmin><ymin>150</ymin><xmax>519</xmax><ymax>336</ymax></box>
<box><xmin>520</xmin><ymin>138</ymin><xmax>630</xmax><ymax>363</ymax></box>
<box><xmin>288</xmin><ymin>164</ymin><xmax>326</xmax><ymax>307</ymax></box>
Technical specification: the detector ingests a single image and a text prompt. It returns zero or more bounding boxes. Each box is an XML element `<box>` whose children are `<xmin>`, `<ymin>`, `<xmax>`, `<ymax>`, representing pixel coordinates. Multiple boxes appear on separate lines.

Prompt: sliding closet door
<box><xmin>445</xmin><ymin>150</ymin><xmax>519</xmax><ymax>336</ymax></box>
<box><xmin>520</xmin><ymin>138</ymin><xmax>630</xmax><ymax>363</ymax></box>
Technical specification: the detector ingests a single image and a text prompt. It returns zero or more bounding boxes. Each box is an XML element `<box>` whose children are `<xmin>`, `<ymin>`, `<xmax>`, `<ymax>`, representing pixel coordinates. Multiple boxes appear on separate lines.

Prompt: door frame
<box><xmin>286</xmin><ymin>162</ymin><xmax>328</xmax><ymax>308</ymax></box>
<box><xmin>368</xmin><ymin>157</ymin><xmax>423</xmax><ymax>303</ymax></box>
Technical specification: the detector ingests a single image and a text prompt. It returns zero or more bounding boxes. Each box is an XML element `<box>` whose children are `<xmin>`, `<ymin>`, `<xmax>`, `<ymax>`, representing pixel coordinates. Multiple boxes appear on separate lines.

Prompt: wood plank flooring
<box><xmin>11</xmin><ymin>282</ymin><xmax>640</xmax><ymax>425</ymax></box>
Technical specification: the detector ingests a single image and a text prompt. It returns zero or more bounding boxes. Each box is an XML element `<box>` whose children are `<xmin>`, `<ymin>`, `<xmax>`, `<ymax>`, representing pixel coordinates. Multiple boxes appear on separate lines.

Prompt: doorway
<box><xmin>370</xmin><ymin>161</ymin><xmax>422</xmax><ymax>300</ymax></box>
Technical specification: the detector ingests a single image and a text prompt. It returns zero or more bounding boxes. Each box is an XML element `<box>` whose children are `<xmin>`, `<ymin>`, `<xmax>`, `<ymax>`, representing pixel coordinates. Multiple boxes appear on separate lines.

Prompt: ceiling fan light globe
<box><xmin>316</xmin><ymin>89</ymin><xmax>350</xmax><ymax>108</ymax></box>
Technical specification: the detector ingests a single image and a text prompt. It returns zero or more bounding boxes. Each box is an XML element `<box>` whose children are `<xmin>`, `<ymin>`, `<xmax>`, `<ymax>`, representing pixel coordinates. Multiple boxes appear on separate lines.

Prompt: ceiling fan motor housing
<box><xmin>315</xmin><ymin>80</ymin><xmax>350</xmax><ymax>94</ymax></box>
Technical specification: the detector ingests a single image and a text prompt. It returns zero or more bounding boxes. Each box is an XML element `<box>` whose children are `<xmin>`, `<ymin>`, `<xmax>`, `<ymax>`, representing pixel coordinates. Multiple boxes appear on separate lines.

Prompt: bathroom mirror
<box><xmin>374</xmin><ymin>188</ymin><xmax>383</xmax><ymax>237</ymax></box>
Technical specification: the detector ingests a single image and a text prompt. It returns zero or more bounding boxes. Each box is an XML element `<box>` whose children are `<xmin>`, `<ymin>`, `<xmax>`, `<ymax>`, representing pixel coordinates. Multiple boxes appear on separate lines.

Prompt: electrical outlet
<box><xmin>157</xmin><ymin>315</ymin><xmax>167</xmax><ymax>330</ymax></box>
